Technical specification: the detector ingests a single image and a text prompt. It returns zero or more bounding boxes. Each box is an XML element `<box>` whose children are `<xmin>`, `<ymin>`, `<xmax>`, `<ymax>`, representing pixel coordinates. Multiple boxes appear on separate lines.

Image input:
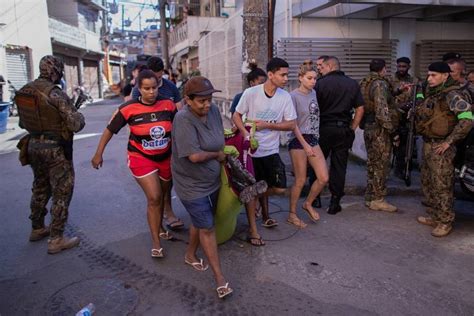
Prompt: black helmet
<box><xmin>39</xmin><ymin>55</ymin><xmax>64</xmax><ymax>80</ymax></box>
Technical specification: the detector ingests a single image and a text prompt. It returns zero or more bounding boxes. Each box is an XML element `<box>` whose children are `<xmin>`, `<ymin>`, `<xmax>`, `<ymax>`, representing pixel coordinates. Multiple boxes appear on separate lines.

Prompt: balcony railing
<box><xmin>49</xmin><ymin>18</ymin><xmax>102</xmax><ymax>53</ymax></box>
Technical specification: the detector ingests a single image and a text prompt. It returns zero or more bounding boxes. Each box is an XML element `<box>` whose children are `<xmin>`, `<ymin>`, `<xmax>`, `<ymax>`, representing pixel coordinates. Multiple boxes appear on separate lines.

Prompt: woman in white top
<box><xmin>287</xmin><ymin>61</ymin><xmax>329</xmax><ymax>228</ymax></box>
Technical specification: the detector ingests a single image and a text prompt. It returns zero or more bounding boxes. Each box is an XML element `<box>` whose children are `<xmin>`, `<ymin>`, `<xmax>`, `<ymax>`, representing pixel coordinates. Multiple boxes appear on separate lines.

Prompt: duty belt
<box><xmin>320</xmin><ymin>121</ymin><xmax>349</xmax><ymax>128</ymax></box>
<box><xmin>423</xmin><ymin>137</ymin><xmax>444</xmax><ymax>143</ymax></box>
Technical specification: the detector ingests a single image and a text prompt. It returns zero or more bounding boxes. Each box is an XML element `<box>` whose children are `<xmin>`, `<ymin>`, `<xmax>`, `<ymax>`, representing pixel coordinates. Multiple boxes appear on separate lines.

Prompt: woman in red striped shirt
<box><xmin>91</xmin><ymin>70</ymin><xmax>176</xmax><ymax>258</ymax></box>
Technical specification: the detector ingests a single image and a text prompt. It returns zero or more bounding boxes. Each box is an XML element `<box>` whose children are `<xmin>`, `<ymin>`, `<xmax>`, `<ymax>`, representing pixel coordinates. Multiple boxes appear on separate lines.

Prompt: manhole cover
<box><xmin>44</xmin><ymin>278</ymin><xmax>138</xmax><ymax>315</ymax></box>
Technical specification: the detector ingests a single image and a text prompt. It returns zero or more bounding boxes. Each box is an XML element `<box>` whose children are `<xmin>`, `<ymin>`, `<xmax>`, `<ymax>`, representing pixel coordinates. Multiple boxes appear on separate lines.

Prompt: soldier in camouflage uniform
<box><xmin>360</xmin><ymin>59</ymin><xmax>399</xmax><ymax>212</ymax></box>
<box><xmin>15</xmin><ymin>55</ymin><xmax>85</xmax><ymax>253</ymax></box>
<box><xmin>389</xmin><ymin>57</ymin><xmax>418</xmax><ymax>178</ymax></box>
<box><xmin>416</xmin><ymin>61</ymin><xmax>472</xmax><ymax>237</ymax></box>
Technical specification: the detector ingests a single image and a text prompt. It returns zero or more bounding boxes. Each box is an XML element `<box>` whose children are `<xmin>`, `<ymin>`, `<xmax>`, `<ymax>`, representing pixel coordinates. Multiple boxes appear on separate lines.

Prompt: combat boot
<box><xmin>368</xmin><ymin>199</ymin><xmax>397</xmax><ymax>212</ymax></box>
<box><xmin>327</xmin><ymin>196</ymin><xmax>341</xmax><ymax>215</ymax></box>
<box><xmin>29</xmin><ymin>227</ymin><xmax>50</xmax><ymax>242</ymax></box>
<box><xmin>47</xmin><ymin>236</ymin><xmax>80</xmax><ymax>254</ymax></box>
<box><xmin>417</xmin><ymin>216</ymin><xmax>437</xmax><ymax>228</ymax></box>
<box><xmin>431</xmin><ymin>223</ymin><xmax>452</xmax><ymax>238</ymax></box>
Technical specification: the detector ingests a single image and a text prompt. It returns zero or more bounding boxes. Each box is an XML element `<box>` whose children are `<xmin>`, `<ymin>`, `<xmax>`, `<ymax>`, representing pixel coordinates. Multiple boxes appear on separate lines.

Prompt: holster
<box><xmin>60</xmin><ymin>139</ymin><xmax>73</xmax><ymax>161</ymax></box>
<box><xmin>16</xmin><ymin>134</ymin><xmax>31</xmax><ymax>166</ymax></box>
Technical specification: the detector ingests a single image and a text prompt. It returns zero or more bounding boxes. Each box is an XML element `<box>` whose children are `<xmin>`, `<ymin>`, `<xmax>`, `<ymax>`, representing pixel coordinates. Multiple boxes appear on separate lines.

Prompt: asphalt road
<box><xmin>0</xmin><ymin>99</ymin><xmax>473</xmax><ymax>316</ymax></box>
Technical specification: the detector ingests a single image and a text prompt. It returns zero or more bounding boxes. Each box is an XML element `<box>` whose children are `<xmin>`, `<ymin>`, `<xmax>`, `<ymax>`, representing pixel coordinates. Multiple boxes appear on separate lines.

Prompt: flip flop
<box><xmin>286</xmin><ymin>218</ymin><xmax>307</xmax><ymax>228</ymax></box>
<box><xmin>216</xmin><ymin>282</ymin><xmax>233</xmax><ymax>299</ymax></box>
<box><xmin>246</xmin><ymin>236</ymin><xmax>265</xmax><ymax>246</ymax></box>
<box><xmin>262</xmin><ymin>218</ymin><xmax>278</xmax><ymax>228</ymax></box>
<box><xmin>151</xmin><ymin>248</ymin><xmax>164</xmax><ymax>258</ymax></box>
<box><xmin>166</xmin><ymin>218</ymin><xmax>184</xmax><ymax>231</ymax></box>
<box><xmin>184</xmin><ymin>258</ymin><xmax>209</xmax><ymax>271</ymax></box>
<box><xmin>302</xmin><ymin>206</ymin><xmax>320</xmax><ymax>223</ymax></box>
<box><xmin>159</xmin><ymin>231</ymin><xmax>173</xmax><ymax>240</ymax></box>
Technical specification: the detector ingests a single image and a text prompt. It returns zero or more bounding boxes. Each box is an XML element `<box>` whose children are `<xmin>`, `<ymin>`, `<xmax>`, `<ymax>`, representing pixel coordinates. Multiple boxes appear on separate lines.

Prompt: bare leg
<box><xmin>288</xmin><ymin>149</ymin><xmax>308</xmax><ymax>223</ymax></box>
<box><xmin>135</xmin><ymin>173</ymin><xmax>164</xmax><ymax>251</ymax></box>
<box><xmin>303</xmin><ymin>145</ymin><xmax>329</xmax><ymax>217</ymax></box>
<box><xmin>244</xmin><ymin>199</ymin><xmax>264</xmax><ymax>245</ymax></box>
<box><xmin>259</xmin><ymin>195</ymin><xmax>270</xmax><ymax>221</ymax></box>
<box><xmin>163</xmin><ymin>180</ymin><xmax>184</xmax><ymax>228</ymax></box>
<box><xmin>199</xmin><ymin>227</ymin><xmax>227</xmax><ymax>287</ymax></box>
<box><xmin>185</xmin><ymin>224</ymin><xmax>200</xmax><ymax>262</ymax></box>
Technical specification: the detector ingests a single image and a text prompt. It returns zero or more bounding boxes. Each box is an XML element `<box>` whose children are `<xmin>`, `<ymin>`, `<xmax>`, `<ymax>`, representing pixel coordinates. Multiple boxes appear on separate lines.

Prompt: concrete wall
<box><xmin>47</xmin><ymin>0</ymin><xmax>79</xmax><ymax>26</ymax></box>
<box><xmin>291</xmin><ymin>18</ymin><xmax>383</xmax><ymax>39</ymax></box>
<box><xmin>0</xmin><ymin>0</ymin><xmax>52</xmax><ymax>81</ymax></box>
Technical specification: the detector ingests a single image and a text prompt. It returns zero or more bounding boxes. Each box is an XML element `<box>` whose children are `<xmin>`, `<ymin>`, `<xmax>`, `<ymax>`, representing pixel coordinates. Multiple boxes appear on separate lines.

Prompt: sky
<box><xmin>110</xmin><ymin>0</ymin><xmax>163</xmax><ymax>32</ymax></box>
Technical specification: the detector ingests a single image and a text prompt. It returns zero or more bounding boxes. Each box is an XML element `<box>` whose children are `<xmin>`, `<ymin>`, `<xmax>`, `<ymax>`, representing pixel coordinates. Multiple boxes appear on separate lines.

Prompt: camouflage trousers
<box><xmin>364</xmin><ymin>125</ymin><xmax>392</xmax><ymax>202</ymax></box>
<box><xmin>28</xmin><ymin>138</ymin><xmax>75</xmax><ymax>238</ymax></box>
<box><xmin>420</xmin><ymin>141</ymin><xmax>456</xmax><ymax>224</ymax></box>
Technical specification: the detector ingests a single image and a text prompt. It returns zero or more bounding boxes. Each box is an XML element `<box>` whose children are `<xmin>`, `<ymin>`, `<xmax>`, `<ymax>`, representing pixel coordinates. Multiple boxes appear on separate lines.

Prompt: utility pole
<box><xmin>159</xmin><ymin>1</ymin><xmax>170</xmax><ymax>69</ymax></box>
<box><xmin>121</xmin><ymin>4</ymin><xmax>125</xmax><ymax>33</ymax></box>
<box><xmin>242</xmin><ymin>0</ymin><xmax>269</xmax><ymax>89</ymax></box>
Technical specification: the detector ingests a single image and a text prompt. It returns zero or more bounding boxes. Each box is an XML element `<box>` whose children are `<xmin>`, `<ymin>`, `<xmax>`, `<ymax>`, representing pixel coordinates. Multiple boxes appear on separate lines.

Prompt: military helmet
<box><xmin>39</xmin><ymin>55</ymin><xmax>64</xmax><ymax>79</ymax></box>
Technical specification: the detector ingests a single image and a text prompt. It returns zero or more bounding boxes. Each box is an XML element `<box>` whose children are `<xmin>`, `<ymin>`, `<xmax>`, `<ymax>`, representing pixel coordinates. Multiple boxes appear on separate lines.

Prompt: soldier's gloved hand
<box><xmin>390</xmin><ymin>132</ymin><xmax>400</xmax><ymax>147</ymax></box>
<box><xmin>223</xmin><ymin>145</ymin><xmax>239</xmax><ymax>158</ymax></box>
<box><xmin>399</xmin><ymin>102</ymin><xmax>412</xmax><ymax>114</ymax></box>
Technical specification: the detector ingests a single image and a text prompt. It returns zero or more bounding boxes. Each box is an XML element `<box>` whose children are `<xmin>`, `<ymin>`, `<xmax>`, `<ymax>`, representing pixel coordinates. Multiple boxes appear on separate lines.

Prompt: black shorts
<box><xmin>252</xmin><ymin>154</ymin><xmax>287</xmax><ymax>188</ymax></box>
<box><xmin>288</xmin><ymin>134</ymin><xmax>319</xmax><ymax>150</ymax></box>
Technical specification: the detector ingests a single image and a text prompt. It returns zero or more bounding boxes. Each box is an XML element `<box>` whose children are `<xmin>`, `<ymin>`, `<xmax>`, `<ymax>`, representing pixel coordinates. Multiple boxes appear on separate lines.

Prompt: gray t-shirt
<box><xmin>171</xmin><ymin>104</ymin><xmax>224</xmax><ymax>201</ymax></box>
<box><xmin>290</xmin><ymin>89</ymin><xmax>320</xmax><ymax>138</ymax></box>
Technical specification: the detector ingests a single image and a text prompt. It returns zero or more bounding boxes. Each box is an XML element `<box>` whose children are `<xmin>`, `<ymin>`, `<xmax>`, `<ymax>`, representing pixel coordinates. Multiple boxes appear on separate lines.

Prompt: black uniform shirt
<box><xmin>315</xmin><ymin>70</ymin><xmax>364</xmax><ymax>124</ymax></box>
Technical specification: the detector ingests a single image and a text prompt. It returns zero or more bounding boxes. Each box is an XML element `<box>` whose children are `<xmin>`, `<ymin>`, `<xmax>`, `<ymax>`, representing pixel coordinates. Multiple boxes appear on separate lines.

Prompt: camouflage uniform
<box><xmin>360</xmin><ymin>72</ymin><xmax>398</xmax><ymax>203</ymax></box>
<box><xmin>416</xmin><ymin>81</ymin><xmax>472</xmax><ymax>224</ymax></box>
<box><xmin>16</xmin><ymin>56</ymin><xmax>85</xmax><ymax>238</ymax></box>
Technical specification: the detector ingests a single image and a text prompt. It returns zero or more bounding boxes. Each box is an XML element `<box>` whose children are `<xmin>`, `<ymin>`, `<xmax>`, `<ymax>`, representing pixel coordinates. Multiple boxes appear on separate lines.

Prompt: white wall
<box><xmin>0</xmin><ymin>0</ymin><xmax>52</xmax><ymax>80</ymax></box>
<box><xmin>416</xmin><ymin>21</ymin><xmax>474</xmax><ymax>40</ymax></box>
<box><xmin>292</xmin><ymin>18</ymin><xmax>383</xmax><ymax>39</ymax></box>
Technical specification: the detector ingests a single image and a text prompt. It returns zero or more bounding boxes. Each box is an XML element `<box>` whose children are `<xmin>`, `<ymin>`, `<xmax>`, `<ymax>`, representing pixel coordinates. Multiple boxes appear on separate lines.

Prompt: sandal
<box><xmin>216</xmin><ymin>282</ymin><xmax>233</xmax><ymax>299</ymax></box>
<box><xmin>166</xmin><ymin>218</ymin><xmax>184</xmax><ymax>231</ymax></box>
<box><xmin>302</xmin><ymin>205</ymin><xmax>320</xmax><ymax>223</ymax></box>
<box><xmin>159</xmin><ymin>231</ymin><xmax>173</xmax><ymax>240</ymax></box>
<box><xmin>246</xmin><ymin>236</ymin><xmax>265</xmax><ymax>246</ymax></box>
<box><xmin>262</xmin><ymin>218</ymin><xmax>278</xmax><ymax>228</ymax></box>
<box><xmin>151</xmin><ymin>248</ymin><xmax>164</xmax><ymax>258</ymax></box>
<box><xmin>184</xmin><ymin>258</ymin><xmax>209</xmax><ymax>271</ymax></box>
<box><xmin>286</xmin><ymin>217</ymin><xmax>307</xmax><ymax>228</ymax></box>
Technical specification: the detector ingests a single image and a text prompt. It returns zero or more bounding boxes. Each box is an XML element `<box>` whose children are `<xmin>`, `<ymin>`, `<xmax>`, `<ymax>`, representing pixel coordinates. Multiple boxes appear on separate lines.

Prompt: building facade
<box><xmin>0</xmin><ymin>0</ymin><xmax>53</xmax><ymax>100</ymax></box>
<box><xmin>47</xmin><ymin>0</ymin><xmax>107</xmax><ymax>98</ymax></box>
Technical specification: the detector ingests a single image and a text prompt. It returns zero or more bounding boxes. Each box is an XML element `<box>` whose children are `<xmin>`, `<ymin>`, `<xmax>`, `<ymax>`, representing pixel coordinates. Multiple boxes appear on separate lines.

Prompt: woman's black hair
<box><xmin>137</xmin><ymin>69</ymin><xmax>157</xmax><ymax>88</ymax></box>
<box><xmin>247</xmin><ymin>62</ymin><xmax>267</xmax><ymax>85</ymax></box>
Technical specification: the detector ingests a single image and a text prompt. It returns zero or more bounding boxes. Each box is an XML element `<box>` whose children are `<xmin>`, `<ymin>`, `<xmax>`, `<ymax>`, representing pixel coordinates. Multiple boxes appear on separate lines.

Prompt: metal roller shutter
<box><xmin>83</xmin><ymin>59</ymin><xmax>100</xmax><ymax>99</ymax></box>
<box><xmin>6</xmin><ymin>48</ymin><xmax>32</xmax><ymax>90</ymax></box>
<box><xmin>55</xmin><ymin>54</ymin><xmax>80</xmax><ymax>96</ymax></box>
<box><xmin>275</xmin><ymin>38</ymin><xmax>398</xmax><ymax>88</ymax></box>
<box><xmin>415</xmin><ymin>40</ymin><xmax>474</xmax><ymax>79</ymax></box>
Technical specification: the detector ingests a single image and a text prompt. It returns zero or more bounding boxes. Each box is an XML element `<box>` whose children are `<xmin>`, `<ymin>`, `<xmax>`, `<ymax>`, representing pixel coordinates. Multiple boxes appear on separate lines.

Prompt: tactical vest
<box><xmin>415</xmin><ymin>85</ymin><xmax>464</xmax><ymax>139</ymax></box>
<box><xmin>15</xmin><ymin>79</ymin><xmax>64</xmax><ymax>138</ymax></box>
<box><xmin>360</xmin><ymin>74</ymin><xmax>398</xmax><ymax>127</ymax></box>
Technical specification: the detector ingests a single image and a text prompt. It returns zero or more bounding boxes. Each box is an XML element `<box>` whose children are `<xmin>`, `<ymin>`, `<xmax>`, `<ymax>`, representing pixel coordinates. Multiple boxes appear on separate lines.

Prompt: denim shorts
<box><xmin>180</xmin><ymin>189</ymin><xmax>219</xmax><ymax>229</ymax></box>
<box><xmin>288</xmin><ymin>134</ymin><xmax>319</xmax><ymax>150</ymax></box>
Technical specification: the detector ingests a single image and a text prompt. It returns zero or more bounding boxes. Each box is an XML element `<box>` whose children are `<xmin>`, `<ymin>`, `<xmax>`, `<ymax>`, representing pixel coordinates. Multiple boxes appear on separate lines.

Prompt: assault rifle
<box><xmin>404</xmin><ymin>83</ymin><xmax>423</xmax><ymax>186</ymax></box>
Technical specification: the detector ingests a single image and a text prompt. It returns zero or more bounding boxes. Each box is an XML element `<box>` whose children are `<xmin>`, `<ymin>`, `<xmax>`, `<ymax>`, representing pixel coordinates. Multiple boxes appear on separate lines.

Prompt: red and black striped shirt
<box><xmin>107</xmin><ymin>97</ymin><xmax>177</xmax><ymax>162</ymax></box>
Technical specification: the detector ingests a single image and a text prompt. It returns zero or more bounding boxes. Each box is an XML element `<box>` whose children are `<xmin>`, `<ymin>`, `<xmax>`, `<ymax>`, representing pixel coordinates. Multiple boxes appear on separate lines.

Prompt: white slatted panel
<box><xmin>6</xmin><ymin>48</ymin><xmax>32</xmax><ymax>89</ymax></box>
<box><xmin>415</xmin><ymin>40</ymin><xmax>474</xmax><ymax>78</ymax></box>
<box><xmin>275</xmin><ymin>38</ymin><xmax>398</xmax><ymax>87</ymax></box>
